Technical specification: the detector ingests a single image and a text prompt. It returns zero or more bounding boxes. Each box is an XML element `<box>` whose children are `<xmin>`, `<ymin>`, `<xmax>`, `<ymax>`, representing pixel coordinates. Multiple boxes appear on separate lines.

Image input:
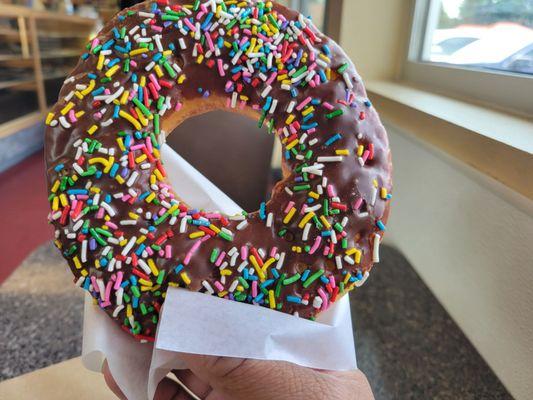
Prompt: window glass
<box><xmin>422</xmin><ymin>0</ymin><xmax>533</xmax><ymax>75</ymax></box>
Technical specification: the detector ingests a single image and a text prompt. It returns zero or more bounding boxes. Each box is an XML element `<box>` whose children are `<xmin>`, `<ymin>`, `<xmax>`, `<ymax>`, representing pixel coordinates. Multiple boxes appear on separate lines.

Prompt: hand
<box><xmin>103</xmin><ymin>355</ymin><xmax>374</xmax><ymax>400</ymax></box>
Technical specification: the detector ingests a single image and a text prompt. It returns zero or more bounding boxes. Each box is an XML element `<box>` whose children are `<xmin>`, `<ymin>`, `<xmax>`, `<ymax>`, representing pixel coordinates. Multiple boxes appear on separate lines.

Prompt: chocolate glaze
<box><xmin>45</xmin><ymin>0</ymin><xmax>392</xmax><ymax>339</ymax></box>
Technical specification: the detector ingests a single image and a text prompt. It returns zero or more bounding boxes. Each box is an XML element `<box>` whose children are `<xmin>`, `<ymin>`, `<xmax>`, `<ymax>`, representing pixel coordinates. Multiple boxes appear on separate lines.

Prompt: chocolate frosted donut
<box><xmin>45</xmin><ymin>0</ymin><xmax>392</xmax><ymax>341</ymax></box>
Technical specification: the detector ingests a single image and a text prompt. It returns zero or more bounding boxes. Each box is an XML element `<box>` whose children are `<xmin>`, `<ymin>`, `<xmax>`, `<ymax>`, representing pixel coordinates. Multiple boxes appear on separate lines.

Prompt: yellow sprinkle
<box><xmin>128</xmin><ymin>212</ymin><xmax>139</xmax><ymax>220</ymax></box>
<box><xmin>154</xmin><ymin>169</ymin><xmax>164</xmax><ymax>181</ymax></box>
<box><xmin>129</xmin><ymin>47</ymin><xmax>149</xmax><ymax>57</ymax></box>
<box><xmin>308</xmin><ymin>191</ymin><xmax>320</xmax><ymax>200</ymax></box>
<box><xmin>75</xmin><ymin>110</ymin><xmax>85</xmax><ymax>119</ymax></box>
<box><xmin>178</xmin><ymin>75</ymin><xmax>187</xmax><ymax>84</ymax></box>
<box><xmin>319</xmin><ymin>53</ymin><xmax>331</xmax><ymax>63</ymax></box>
<box><xmin>220</xmin><ymin>269</ymin><xmax>232</xmax><ymax>276</ymax></box>
<box><xmin>88</xmin><ymin>157</ymin><xmax>109</xmax><ymax>168</ymax></box>
<box><xmin>147</xmin><ymin>259</ymin><xmax>159</xmax><ymax>276</ymax></box>
<box><xmin>73</xmin><ymin>256</ymin><xmax>82</xmax><ymax>269</ymax></box>
<box><xmin>181</xmin><ymin>272</ymin><xmax>191</xmax><ymax>285</ymax></box>
<box><xmin>105</xmin><ymin>64</ymin><xmax>120</xmax><ymax>78</ymax></box>
<box><xmin>119</xmin><ymin>110</ymin><xmax>142</xmax><ymax>130</ymax></box>
<box><xmin>154</xmin><ymin>64</ymin><xmax>164</xmax><ymax>78</ymax></box>
<box><xmin>115</xmin><ymin>175</ymin><xmax>125</xmax><ymax>184</ymax></box>
<box><xmin>95</xmin><ymin>259</ymin><xmax>101</xmax><ymax>269</ymax></box>
<box><xmin>80</xmin><ymin>269</ymin><xmax>88</xmax><ymax>277</ymax></box>
<box><xmin>45</xmin><ymin>112</ymin><xmax>54</xmax><ymax>125</ymax></box>
<box><xmin>218</xmin><ymin>291</ymin><xmax>228</xmax><ymax>297</ymax></box>
<box><xmin>347</xmin><ymin>248</ymin><xmax>362</xmax><ymax>264</ymax></box>
<box><xmin>189</xmin><ymin>231</ymin><xmax>205</xmax><ymax>239</ymax></box>
<box><xmin>89</xmin><ymin>187</ymin><xmax>100</xmax><ymax>193</ymax></box>
<box><xmin>209</xmin><ymin>224</ymin><xmax>221</xmax><ymax>234</ymax></box>
<box><xmin>120</xmin><ymin>90</ymin><xmax>129</xmax><ymax>105</ymax></box>
<box><xmin>285</xmin><ymin>114</ymin><xmax>295</xmax><ymax>125</ymax></box>
<box><xmin>301</xmin><ymin>106</ymin><xmax>314</xmax><ymax>116</ymax></box>
<box><xmin>103</xmin><ymin>157</ymin><xmax>114</xmax><ymax>173</ymax></box>
<box><xmin>249</xmin><ymin>255</ymin><xmax>266</xmax><ymax>281</ymax></box>
<box><xmin>320</xmin><ymin>215</ymin><xmax>331</xmax><ymax>230</ymax></box>
<box><xmin>381</xmin><ymin>188</ymin><xmax>388</xmax><ymax>199</ymax></box>
<box><xmin>96</xmin><ymin>54</ymin><xmax>105</xmax><ymax>70</ymax></box>
<box><xmin>119</xmin><ymin>239</ymin><xmax>128</xmax><ymax>247</ymax></box>
<box><xmin>51</xmin><ymin>180</ymin><xmax>60</xmax><ymax>193</ymax></box>
<box><xmin>88</xmin><ymin>124</ymin><xmax>98</xmax><ymax>136</ymax></box>
<box><xmin>145</xmin><ymin>192</ymin><xmax>156</xmax><ymax>203</ymax></box>
<box><xmin>136</xmin><ymin>236</ymin><xmax>146</xmax><ymax>244</ymax></box>
<box><xmin>343</xmin><ymin>273</ymin><xmax>352</xmax><ymax>285</ymax></box>
<box><xmin>283</xmin><ymin>207</ymin><xmax>296</xmax><ymax>224</ymax></box>
<box><xmin>262</xmin><ymin>257</ymin><xmax>275</xmax><ymax>272</ymax></box>
<box><xmin>74</xmin><ymin>91</ymin><xmax>84</xmax><ymax>99</ymax></box>
<box><xmin>286</xmin><ymin>139</ymin><xmax>299</xmax><ymax>150</ymax></box>
<box><xmin>268</xmin><ymin>290</ymin><xmax>276</xmax><ymax>309</ymax></box>
<box><xmin>150</xmin><ymin>175</ymin><xmax>156</xmax><ymax>185</ymax></box>
<box><xmin>60</xmin><ymin>102</ymin><xmax>74</xmax><ymax>115</ymax></box>
<box><xmin>139</xmin><ymin>76</ymin><xmax>146</xmax><ymax>87</ymax></box>
<box><xmin>336</xmin><ymin>149</ymin><xmax>350</xmax><ymax>156</ymax></box>
<box><xmin>298</xmin><ymin>211</ymin><xmax>315</xmax><ymax>229</ymax></box>
<box><xmin>196</xmin><ymin>54</ymin><xmax>204</xmax><ymax>64</ymax></box>
<box><xmin>59</xmin><ymin>193</ymin><xmax>68</xmax><ymax>207</ymax></box>
<box><xmin>51</xmin><ymin>196</ymin><xmax>59</xmax><ymax>211</ymax></box>
<box><xmin>357</xmin><ymin>145</ymin><xmax>364</xmax><ymax>157</ymax></box>
<box><xmin>139</xmin><ymin>279</ymin><xmax>153</xmax><ymax>287</ymax></box>
<box><xmin>117</xmin><ymin>137</ymin><xmax>126</xmax><ymax>151</ymax></box>
<box><xmin>373</xmin><ymin>179</ymin><xmax>379</xmax><ymax>187</ymax></box>
<box><xmin>80</xmin><ymin>80</ymin><xmax>95</xmax><ymax>96</ymax></box>
<box><xmin>126</xmin><ymin>304</ymin><xmax>133</xmax><ymax>318</ymax></box>
<box><xmin>135</xmin><ymin>154</ymin><xmax>147</xmax><ymax>164</ymax></box>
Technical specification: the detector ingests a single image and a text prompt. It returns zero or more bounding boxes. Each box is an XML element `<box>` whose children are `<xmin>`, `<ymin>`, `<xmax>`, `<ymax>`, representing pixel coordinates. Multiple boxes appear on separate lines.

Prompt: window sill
<box><xmin>365</xmin><ymin>80</ymin><xmax>533</xmax><ymax>200</ymax></box>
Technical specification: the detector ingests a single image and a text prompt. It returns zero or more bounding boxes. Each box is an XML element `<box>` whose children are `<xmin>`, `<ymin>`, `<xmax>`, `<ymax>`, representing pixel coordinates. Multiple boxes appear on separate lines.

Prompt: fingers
<box><xmin>171</xmin><ymin>369</ymin><xmax>212</xmax><ymax>399</ymax></box>
<box><xmin>103</xmin><ymin>359</ymin><xmax>197</xmax><ymax>400</ymax></box>
<box><xmin>102</xmin><ymin>360</ymin><xmax>127</xmax><ymax>400</ymax></box>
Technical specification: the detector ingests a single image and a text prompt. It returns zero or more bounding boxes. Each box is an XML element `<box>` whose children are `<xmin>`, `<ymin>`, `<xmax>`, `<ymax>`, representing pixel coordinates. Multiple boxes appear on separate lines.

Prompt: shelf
<box><xmin>0</xmin><ymin>49</ymin><xmax>81</xmax><ymax>62</ymax></box>
<box><xmin>0</xmin><ymin>27</ymin><xmax>20</xmax><ymax>37</ymax></box>
<box><xmin>0</xmin><ymin>111</ymin><xmax>42</xmax><ymax>139</ymax></box>
<box><xmin>0</xmin><ymin>79</ymin><xmax>36</xmax><ymax>90</ymax></box>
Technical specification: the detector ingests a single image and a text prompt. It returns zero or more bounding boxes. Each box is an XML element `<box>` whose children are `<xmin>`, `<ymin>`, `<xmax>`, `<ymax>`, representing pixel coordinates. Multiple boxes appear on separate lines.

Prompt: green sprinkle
<box><xmin>283</xmin><ymin>273</ymin><xmax>301</xmax><ymax>285</ymax></box>
<box><xmin>338</xmin><ymin>63</ymin><xmax>349</xmax><ymax>73</ymax></box>
<box><xmin>210</xmin><ymin>248</ymin><xmax>220</xmax><ymax>263</ymax></box>
<box><xmin>302</xmin><ymin>269</ymin><xmax>325</xmax><ymax>288</ymax></box>
<box><xmin>326</xmin><ymin>109</ymin><xmax>344</xmax><ymax>119</ymax></box>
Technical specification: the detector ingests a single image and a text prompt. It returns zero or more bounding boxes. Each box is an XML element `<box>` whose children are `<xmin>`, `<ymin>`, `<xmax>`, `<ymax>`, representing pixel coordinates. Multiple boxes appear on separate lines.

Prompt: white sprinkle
<box><xmin>313</xmin><ymin>296</ymin><xmax>323</xmax><ymax>309</ymax></box>
<box><xmin>120</xmin><ymin>220</ymin><xmax>137</xmax><ymax>226</ymax></box>
<box><xmin>302</xmin><ymin>223</ymin><xmax>311</xmax><ymax>241</ymax></box>
<box><xmin>371</xmin><ymin>186</ymin><xmax>378</xmax><ymax>206</ymax></box>
<box><xmin>59</xmin><ymin>116</ymin><xmax>71</xmax><ymax>129</ymax></box>
<box><xmin>126</xmin><ymin>171</ymin><xmax>139</xmax><ymax>187</ymax></box>
<box><xmin>261</xmin><ymin>85</ymin><xmax>272</xmax><ymax>97</ymax></box>
<box><xmin>317</xmin><ymin>156</ymin><xmax>344</xmax><ymax>162</ymax></box>
<box><xmin>355</xmin><ymin>271</ymin><xmax>370</xmax><ymax>287</ymax></box>
<box><xmin>276</xmin><ymin>252</ymin><xmax>286</xmax><ymax>270</ymax></box>
<box><xmin>335</xmin><ymin>255</ymin><xmax>343</xmax><ymax>270</ymax></box>
<box><xmin>344</xmin><ymin>255</ymin><xmax>355</xmax><ymax>265</ymax></box>
<box><xmin>266</xmin><ymin>212</ymin><xmax>273</xmax><ymax>228</ymax></box>
<box><xmin>112</xmin><ymin>305</ymin><xmax>124</xmax><ymax>317</ymax></box>
<box><xmin>237</xmin><ymin>261</ymin><xmax>248</xmax><ymax>273</ymax></box>
<box><xmin>373</xmin><ymin>234</ymin><xmax>381</xmax><ymax>263</ymax></box>
<box><xmin>121</xmin><ymin>236</ymin><xmax>137</xmax><ymax>256</ymax></box>
<box><xmin>179</xmin><ymin>216</ymin><xmax>190</xmax><ymax>233</ymax></box>
<box><xmin>202</xmin><ymin>281</ymin><xmax>215</xmax><ymax>294</ymax></box>
<box><xmin>101</xmin><ymin>202</ymin><xmax>116</xmax><ymax>217</ymax></box>
<box><xmin>137</xmin><ymin>259</ymin><xmax>152</xmax><ymax>275</ymax></box>
<box><xmin>229</xmin><ymin>279</ymin><xmax>239</xmax><ymax>293</ymax></box>
<box><xmin>81</xmin><ymin>240</ymin><xmax>87</xmax><ymax>263</ymax></box>
<box><xmin>236</xmin><ymin>220</ymin><xmax>248</xmax><ymax>230</ymax></box>
<box><xmin>75</xmin><ymin>276</ymin><xmax>85</xmax><ymax>287</ymax></box>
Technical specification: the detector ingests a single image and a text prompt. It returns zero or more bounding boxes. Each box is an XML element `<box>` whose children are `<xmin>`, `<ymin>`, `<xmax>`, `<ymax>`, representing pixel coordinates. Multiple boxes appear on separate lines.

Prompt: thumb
<box><xmin>178</xmin><ymin>353</ymin><xmax>370</xmax><ymax>400</ymax></box>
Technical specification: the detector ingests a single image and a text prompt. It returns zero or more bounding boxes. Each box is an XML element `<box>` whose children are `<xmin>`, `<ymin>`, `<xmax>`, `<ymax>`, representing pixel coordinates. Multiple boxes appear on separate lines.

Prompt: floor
<box><xmin>0</xmin><ymin>241</ymin><xmax>512</xmax><ymax>399</ymax></box>
<box><xmin>0</xmin><ymin>151</ymin><xmax>51</xmax><ymax>283</ymax></box>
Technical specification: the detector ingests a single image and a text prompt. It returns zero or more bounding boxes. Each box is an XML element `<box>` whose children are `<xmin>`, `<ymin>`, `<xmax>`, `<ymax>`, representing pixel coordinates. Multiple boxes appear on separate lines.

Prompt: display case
<box><xmin>0</xmin><ymin>5</ymin><xmax>96</xmax><ymax>138</ymax></box>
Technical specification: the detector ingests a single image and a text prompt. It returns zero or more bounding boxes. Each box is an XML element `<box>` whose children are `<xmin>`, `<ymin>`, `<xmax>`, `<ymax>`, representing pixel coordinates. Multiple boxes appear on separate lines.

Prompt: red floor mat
<box><xmin>0</xmin><ymin>151</ymin><xmax>52</xmax><ymax>283</ymax></box>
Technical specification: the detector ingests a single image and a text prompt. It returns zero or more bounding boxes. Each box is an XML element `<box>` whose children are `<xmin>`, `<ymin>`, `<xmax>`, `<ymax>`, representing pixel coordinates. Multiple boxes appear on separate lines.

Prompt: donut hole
<box><xmin>165</xmin><ymin>110</ymin><xmax>275</xmax><ymax>212</ymax></box>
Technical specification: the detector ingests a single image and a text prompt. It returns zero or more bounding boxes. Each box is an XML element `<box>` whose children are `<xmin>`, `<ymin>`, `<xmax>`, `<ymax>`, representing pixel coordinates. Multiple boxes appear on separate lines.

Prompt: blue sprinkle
<box><xmin>301</xmin><ymin>269</ymin><xmax>311</xmax><ymax>282</ymax></box>
<box><xmin>287</xmin><ymin>295</ymin><xmax>302</xmax><ymax>304</ymax></box>
<box><xmin>325</xmin><ymin>133</ymin><xmax>342</xmax><ymax>146</ymax></box>
<box><xmin>174</xmin><ymin>264</ymin><xmax>184</xmax><ymax>274</ymax></box>
<box><xmin>376</xmin><ymin>220</ymin><xmax>386</xmax><ymax>231</ymax></box>
<box><xmin>259</xmin><ymin>202</ymin><xmax>266</xmax><ymax>220</ymax></box>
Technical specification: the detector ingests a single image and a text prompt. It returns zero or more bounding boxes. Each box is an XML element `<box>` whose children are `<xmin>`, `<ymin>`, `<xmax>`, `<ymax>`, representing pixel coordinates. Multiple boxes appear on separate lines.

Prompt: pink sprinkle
<box><xmin>296</xmin><ymin>96</ymin><xmax>312</xmax><ymax>111</ymax></box>
<box><xmin>284</xmin><ymin>201</ymin><xmax>295</xmax><ymax>213</ymax></box>
<box><xmin>252</xmin><ymin>280</ymin><xmax>258</xmax><ymax>298</ymax></box>
<box><xmin>329</xmin><ymin>276</ymin><xmax>336</xmax><ymax>289</ymax></box>
<box><xmin>175</xmin><ymin>102</ymin><xmax>183</xmax><ymax>111</ymax></box>
<box><xmin>266</xmin><ymin>72</ymin><xmax>277</xmax><ymax>85</ymax></box>
<box><xmin>214</xmin><ymin>281</ymin><xmax>224</xmax><ymax>292</ymax></box>
<box><xmin>130</xmin><ymin>60</ymin><xmax>138</xmax><ymax>68</ymax></box>
<box><xmin>165</xmin><ymin>245</ymin><xmax>171</xmax><ymax>259</ymax></box>
<box><xmin>217</xmin><ymin>59</ymin><xmax>225</xmax><ymax>76</ymax></box>
<box><xmin>151</xmin><ymin>25</ymin><xmax>163</xmax><ymax>33</ymax></box>
<box><xmin>327</xmin><ymin>184</ymin><xmax>336</xmax><ymax>198</ymax></box>
<box><xmin>68</xmin><ymin>109</ymin><xmax>77</xmax><ymax>123</ymax></box>
<box><xmin>90</xmin><ymin>276</ymin><xmax>99</xmax><ymax>292</ymax></box>
<box><xmin>362</xmin><ymin>150</ymin><xmax>370</xmax><ymax>163</ymax></box>
<box><xmin>146</xmin><ymin>247</ymin><xmax>154</xmax><ymax>256</ymax></box>
<box><xmin>146</xmin><ymin>136</ymin><xmax>153</xmax><ymax>153</ymax></box>
<box><xmin>105</xmin><ymin>221</ymin><xmax>118</xmax><ymax>230</ymax></box>
<box><xmin>269</xmin><ymin>247</ymin><xmax>278</xmax><ymax>258</ymax></box>
<box><xmin>149</xmin><ymin>74</ymin><xmax>161</xmax><ymax>91</ymax></box>
<box><xmin>323</xmin><ymin>102</ymin><xmax>334</xmax><ymax>110</ymax></box>
<box><xmin>317</xmin><ymin>288</ymin><xmax>329</xmax><ymax>310</ymax></box>
<box><xmin>184</xmin><ymin>238</ymin><xmax>203</xmax><ymax>265</ymax></box>
<box><xmin>353</xmin><ymin>198</ymin><xmax>363</xmax><ymax>210</ymax></box>
<box><xmin>90</xmin><ymin>38</ymin><xmax>99</xmax><ymax>51</ymax></box>
<box><xmin>183</xmin><ymin>18</ymin><xmax>196</xmax><ymax>31</ymax></box>
<box><xmin>104</xmin><ymin>280</ymin><xmax>113</xmax><ymax>302</ymax></box>
<box><xmin>241</xmin><ymin>246</ymin><xmax>248</xmax><ymax>261</ymax></box>
<box><xmin>309</xmin><ymin>236</ymin><xmax>322</xmax><ymax>255</ymax></box>
<box><xmin>215</xmin><ymin>251</ymin><xmax>226</xmax><ymax>267</ymax></box>
<box><xmin>205</xmin><ymin>32</ymin><xmax>215</xmax><ymax>52</ymax></box>
<box><xmin>114</xmin><ymin>271</ymin><xmax>123</xmax><ymax>290</ymax></box>
<box><xmin>95</xmin><ymin>208</ymin><xmax>105</xmax><ymax>219</ymax></box>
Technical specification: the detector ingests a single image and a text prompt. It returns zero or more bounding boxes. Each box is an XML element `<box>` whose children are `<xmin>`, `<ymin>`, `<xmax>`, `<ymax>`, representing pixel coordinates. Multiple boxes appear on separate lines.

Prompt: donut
<box><xmin>45</xmin><ymin>0</ymin><xmax>392</xmax><ymax>341</ymax></box>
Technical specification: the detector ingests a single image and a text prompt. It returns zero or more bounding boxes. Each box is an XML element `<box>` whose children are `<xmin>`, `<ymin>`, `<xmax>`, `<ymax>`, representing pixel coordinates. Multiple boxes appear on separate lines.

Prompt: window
<box><xmin>277</xmin><ymin>0</ymin><xmax>328</xmax><ymax>32</ymax></box>
<box><xmin>405</xmin><ymin>0</ymin><xmax>533</xmax><ymax>116</ymax></box>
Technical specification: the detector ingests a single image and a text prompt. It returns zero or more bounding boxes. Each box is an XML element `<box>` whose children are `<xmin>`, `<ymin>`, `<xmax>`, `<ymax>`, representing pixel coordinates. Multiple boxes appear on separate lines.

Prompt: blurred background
<box><xmin>0</xmin><ymin>0</ymin><xmax>532</xmax><ymax>399</ymax></box>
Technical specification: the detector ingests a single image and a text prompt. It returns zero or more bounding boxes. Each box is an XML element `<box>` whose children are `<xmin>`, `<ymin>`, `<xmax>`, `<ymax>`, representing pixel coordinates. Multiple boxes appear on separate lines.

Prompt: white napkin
<box><xmin>81</xmin><ymin>144</ymin><xmax>357</xmax><ymax>400</ymax></box>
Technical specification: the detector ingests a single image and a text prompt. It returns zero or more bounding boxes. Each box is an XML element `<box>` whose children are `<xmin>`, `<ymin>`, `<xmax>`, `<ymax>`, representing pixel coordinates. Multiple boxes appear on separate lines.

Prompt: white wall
<box><xmin>385</xmin><ymin>125</ymin><xmax>533</xmax><ymax>399</ymax></box>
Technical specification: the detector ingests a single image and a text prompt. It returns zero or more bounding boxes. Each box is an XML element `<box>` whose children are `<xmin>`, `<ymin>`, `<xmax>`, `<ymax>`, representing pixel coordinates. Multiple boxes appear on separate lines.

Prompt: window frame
<box><xmin>403</xmin><ymin>0</ymin><xmax>533</xmax><ymax>117</ymax></box>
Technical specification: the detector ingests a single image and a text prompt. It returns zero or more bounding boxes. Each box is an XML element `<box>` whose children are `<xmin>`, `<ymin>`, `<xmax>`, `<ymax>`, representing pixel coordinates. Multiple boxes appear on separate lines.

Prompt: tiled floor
<box><xmin>0</xmin><ymin>242</ymin><xmax>511</xmax><ymax>399</ymax></box>
<box><xmin>0</xmin><ymin>151</ymin><xmax>51</xmax><ymax>283</ymax></box>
